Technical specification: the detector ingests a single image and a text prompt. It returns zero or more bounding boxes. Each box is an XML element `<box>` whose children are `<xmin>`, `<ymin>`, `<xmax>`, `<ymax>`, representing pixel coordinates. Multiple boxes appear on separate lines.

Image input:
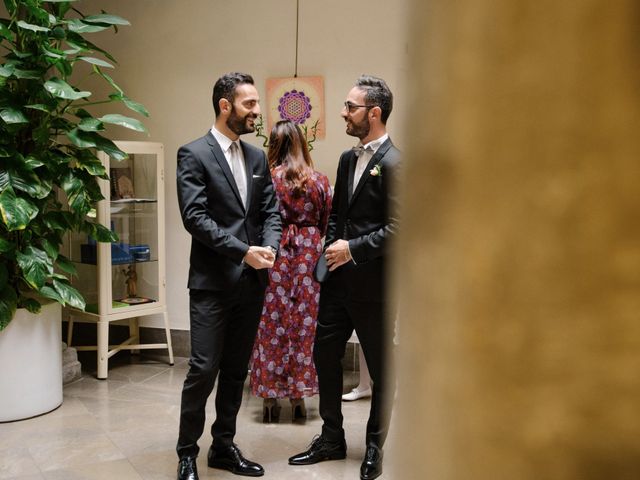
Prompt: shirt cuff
<box><xmin>346</xmin><ymin>241</ymin><xmax>355</xmax><ymax>265</ymax></box>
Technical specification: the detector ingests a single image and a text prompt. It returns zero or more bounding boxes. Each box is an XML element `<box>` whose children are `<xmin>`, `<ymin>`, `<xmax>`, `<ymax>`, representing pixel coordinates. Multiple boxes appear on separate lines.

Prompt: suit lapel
<box><xmin>347</xmin><ymin>150</ymin><xmax>357</xmax><ymax>202</ymax></box>
<box><xmin>349</xmin><ymin>139</ymin><xmax>392</xmax><ymax>206</ymax></box>
<box><xmin>205</xmin><ymin>132</ymin><xmax>246</xmax><ymax>212</ymax></box>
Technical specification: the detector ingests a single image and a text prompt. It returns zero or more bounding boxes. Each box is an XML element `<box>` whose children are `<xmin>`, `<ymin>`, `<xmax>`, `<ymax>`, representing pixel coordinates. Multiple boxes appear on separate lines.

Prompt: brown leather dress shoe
<box><xmin>360</xmin><ymin>446</ymin><xmax>383</xmax><ymax>480</ymax></box>
<box><xmin>177</xmin><ymin>456</ymin><xmax>199</xmax><ymax>480</ymax></box>
<box><xmin>288</xmin><ymin>435</ymin><xmax>347</xmax><ymax>465</ymax></box>
<box><xmin>207</xmin><ymin>443</ymin><xmax>264</xmax><ymax>477</ymax></box>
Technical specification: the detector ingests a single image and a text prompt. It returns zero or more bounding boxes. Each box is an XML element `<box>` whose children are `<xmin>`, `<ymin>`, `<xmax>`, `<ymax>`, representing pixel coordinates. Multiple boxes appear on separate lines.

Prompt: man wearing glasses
<box><xmin>289</xmin><ymin>75</ymin><xmax>400</xmax><ymax>480</ymax></box>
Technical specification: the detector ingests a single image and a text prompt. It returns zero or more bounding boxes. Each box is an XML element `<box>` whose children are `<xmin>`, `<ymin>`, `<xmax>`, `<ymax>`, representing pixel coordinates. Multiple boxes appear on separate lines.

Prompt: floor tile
<box><xmin>1</xmin><ymin>356</ymin><xmax>392</xmax><ymax>480</ymax></box>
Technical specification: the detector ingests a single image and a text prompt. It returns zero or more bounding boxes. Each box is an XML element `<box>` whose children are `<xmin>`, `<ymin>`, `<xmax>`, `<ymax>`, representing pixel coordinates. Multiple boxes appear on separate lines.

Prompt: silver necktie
<box><xmin>229</xmin><ymin>142</ymin><xmax>247</xmax><ymax>207</ymax></box>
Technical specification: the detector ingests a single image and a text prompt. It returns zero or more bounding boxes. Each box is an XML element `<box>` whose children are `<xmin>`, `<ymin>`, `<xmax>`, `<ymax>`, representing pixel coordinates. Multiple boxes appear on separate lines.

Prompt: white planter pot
<box><xmin>0</xmin><ymin>302</ymin><xmax>63</xmax><ymax>422</ymax></box>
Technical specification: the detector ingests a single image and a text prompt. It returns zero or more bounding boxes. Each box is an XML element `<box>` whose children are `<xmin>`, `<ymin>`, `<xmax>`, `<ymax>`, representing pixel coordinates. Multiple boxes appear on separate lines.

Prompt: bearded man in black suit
<box><xmin>289</xmin><ymin>75</ymin><xmax>400</xmax><ymax>480</ymax></box>
<box><xmin>175</xmin><ymin>72</ymin><xmax>282</xmax><ymax>480</ymax></box>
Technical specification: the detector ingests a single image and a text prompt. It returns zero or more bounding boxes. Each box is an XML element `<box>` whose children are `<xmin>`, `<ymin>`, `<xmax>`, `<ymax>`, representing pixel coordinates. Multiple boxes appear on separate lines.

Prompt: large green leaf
<box><xmin>66</xmin><ymin>19</ymin><xmax>108</xmax><ymax>34</ymax></box>
<box><xmin>0</xmin><ymin>65</ymin><xmax>14</xmax><ymax>77</ymax></box>
<box><xmin>42</xmin><ymin>45</ymin><xmax>65</xmax><ymax>59</ymax></box>
<box><xmin>39</xmin><ymin>284</ymin><xmax>63</xmax><ymax>304</ymax></box>
<box><xmin>53</xmin><ymin>279</ymin><xmax>85</xmax><ymax>309</ymax></box>
<box><xmin>94</xmin><ymin>134</ymin><xmax>128</xmax><ymax>161</ymax></box>
<box><xmin>66</xmin><ymin>127</ymin><xmax>97</xmax><ymax>148</ymax></box>
<box><xmin>77</xmin><ymin>157</ymin><xmax>107</xmax><ymax>176</ymax></box>
<box><xmin>16</xmin><ymin>20</ymin><xmax>50</xmax><ymax>32</ymax></box>
<box><xmin>44</xmin><ymin>77</ymin><xmax>91</xmax><ymax>100</ymax></box>
<box><xmin>17</xmin><ymin>246</ymin><xmax>53</xmax><ymax>290</ymax></box>
<box><xmin>53</xmin><ymin>58</ymin><xmax>73</xmax><ymax>78</ymax></box>
<box><xmin>0</xmin><ymin>108</ymin><xmax>28</xmax><ymax>124</ymax></box>
<box><xmin>25</xmin><ymin>103</ymin><xmax>53</xmax><ymax>113</ymax></box>
<box><xmin>55</xmin><ymin>254</ymin><xmax>77</xmax><ymax>276</ymax></box>
<box><xmin>82</xmin><ymin>14</ymin><xmax>130</xmax><ymax>26</ymax></box>
<box><xmin>0</xmin><ymin>186</ymin><xmax>38</xmax><ymax>231</ymax></box>
<box><xmin>121</xmin><ymin>95</ymin><xmax>149</xmax><ymax>117</ymax></box>
<box><xmin>40</xmin><ymin>237</ymin><xmax>59</xmax><ymax>261</ymax></box>
<box><xmin>0</xmin><ymin>288</ymin><xmax>18</xmax><ymax>330</ymax></box>
<box><xmin>21</xmin><ymin>297</ymin><xmax>41</xmax><ymax>314</ymax></box>
<box><xmin>89</xmin><ymin>222</ymin><xmax>118</xmax><ymax>243</ymax></box>
<box><xmin>43</xmin><ymin>211</ymin><xmax>71</xmax><ymax>231</ymax></box>
<box><xmin>61</xmin><ymin>171</ymin><xmax>91</xmax><ymax>215</ymax></box>
<box><xmin>24</xmin><ymin>155</ymin><xmax>45</xmax><ymax>169</ymax></box>
<box><xmin>24</xmin><ymin>4</ymin><xmax>52</xmax><ymax>26</ymax></box>
<box><xmin>0</xmin><ymin>22</ymin><xmax>11</xmax><ymax>40</ymax></box>
<box><xmin>98</xmin><ymin>113</ymin><xmax>146</xmax><ymax>133</ymax></box>
<box><xmin>4</xmin><ymin>168</ymin><xmax>51</xmax><ymax>199</ymax></box>
<box><xmin>96</xmin><ymin>68</ymin><xmax>123</xmax><ymax>94</ymax></box>
<box><xmin>77</xmin><ymin>56</ymin><xmax>113</xmax><ymax>68</ymax></box>
<box><xmin>12</xmin><ymin>68</ymin><xmax>40</xmax><ymax>79</ymax></box>
<box><xmin>77</xmin><ymin>117</ymin><xmax>104</xmax><ymax>132</ymax></box>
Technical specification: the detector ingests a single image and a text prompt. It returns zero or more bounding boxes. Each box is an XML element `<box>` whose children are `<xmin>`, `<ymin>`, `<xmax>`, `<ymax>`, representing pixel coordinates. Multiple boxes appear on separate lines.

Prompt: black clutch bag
<box><xmin>313</xmin><ymin>254</ymin><xmax>330</xmax><ymax>283</ymax></box>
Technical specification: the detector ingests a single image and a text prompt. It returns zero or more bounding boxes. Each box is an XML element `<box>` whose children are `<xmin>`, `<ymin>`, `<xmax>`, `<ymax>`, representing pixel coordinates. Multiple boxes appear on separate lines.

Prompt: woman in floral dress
<box><xmin>250</xmin><ymin>120</ymin><xmax>332</xmax><ymax>422</ymax></box>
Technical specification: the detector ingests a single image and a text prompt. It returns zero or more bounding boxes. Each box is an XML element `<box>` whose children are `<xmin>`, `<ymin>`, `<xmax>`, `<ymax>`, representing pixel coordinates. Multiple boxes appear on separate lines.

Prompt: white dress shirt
<box><xmin>353</xmin><ymin>133</ymin><xmax>388</xmax><ymax>194</ymax></box>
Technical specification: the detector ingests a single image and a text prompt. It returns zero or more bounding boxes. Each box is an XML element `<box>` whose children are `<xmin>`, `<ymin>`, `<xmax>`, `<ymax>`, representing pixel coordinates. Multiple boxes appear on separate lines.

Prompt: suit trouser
<box><xmin>176</xmin><ymin>269</ymin><xmax>265</xmax><ymax>458</ymax></box>
<box><xmin>313</xmin><ymin>290</ymin><xmax>394</xmax><ymax>449</ymax></box>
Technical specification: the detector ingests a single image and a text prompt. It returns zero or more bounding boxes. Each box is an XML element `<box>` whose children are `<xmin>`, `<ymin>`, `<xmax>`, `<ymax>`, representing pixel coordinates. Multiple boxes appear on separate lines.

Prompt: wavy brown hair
<box><xmin>268</xmin><ymin>120</ymin><xmax>315</xmax><ymax>198</ymax></box>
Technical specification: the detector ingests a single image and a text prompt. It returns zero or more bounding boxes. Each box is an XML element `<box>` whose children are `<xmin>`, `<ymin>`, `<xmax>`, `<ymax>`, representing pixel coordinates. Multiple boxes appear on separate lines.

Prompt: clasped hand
<box><xmin>325</xmin><ymin>239</ymin><xmax>352</xmax><ymax>271</ymax></box>
<box><xmin>243</xmin><ymin>246</ymin><xmax>275</xmax><ymax>269</ymax></box>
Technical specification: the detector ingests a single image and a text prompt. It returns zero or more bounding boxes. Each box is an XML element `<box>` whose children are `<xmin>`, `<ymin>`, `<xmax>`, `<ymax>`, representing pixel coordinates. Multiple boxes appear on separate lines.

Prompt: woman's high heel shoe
<box><xmin>290</xmin><ymin>398</ymin><xmax>307</xmax><ymax>421</ymax></box>
<box><xmin>263</xmin><ymin>398</ymin><xmax>280</xmax><ymax>423</ymax></box>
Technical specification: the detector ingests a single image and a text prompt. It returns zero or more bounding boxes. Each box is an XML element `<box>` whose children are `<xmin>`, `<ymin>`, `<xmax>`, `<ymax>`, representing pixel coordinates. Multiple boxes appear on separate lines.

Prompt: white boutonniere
<box><xmin>369</xmin><ymin>164</ymin><xmax>382</xmax><ymax>177</ymax></box>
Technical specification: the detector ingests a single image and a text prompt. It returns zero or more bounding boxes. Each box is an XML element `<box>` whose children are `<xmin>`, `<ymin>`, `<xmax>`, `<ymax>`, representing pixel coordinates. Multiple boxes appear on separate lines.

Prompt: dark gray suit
<box><xmin>176</xmin><ymin>131</ymin><xmax>282</xmax><ymax>458</ymax></box>
<box><xmin>314</xmin><ymin>137</ymin><xmax>400</xmax><ymax>449</ymax></box>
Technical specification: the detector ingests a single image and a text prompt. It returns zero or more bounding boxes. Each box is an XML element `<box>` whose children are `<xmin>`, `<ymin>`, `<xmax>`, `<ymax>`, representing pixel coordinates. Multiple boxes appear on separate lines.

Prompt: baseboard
<box><xmin>62</xmin><ymin>322</ymin><xmax>359</xmax><ymax>371</ymax></box>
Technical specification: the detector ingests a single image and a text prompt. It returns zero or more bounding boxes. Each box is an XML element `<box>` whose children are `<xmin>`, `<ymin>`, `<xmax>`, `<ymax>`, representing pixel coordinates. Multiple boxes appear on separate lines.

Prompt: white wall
<box><xmin>83</xmin><ymin>0</ymin><xmax>410</xmax><ymax>330</ymax></box>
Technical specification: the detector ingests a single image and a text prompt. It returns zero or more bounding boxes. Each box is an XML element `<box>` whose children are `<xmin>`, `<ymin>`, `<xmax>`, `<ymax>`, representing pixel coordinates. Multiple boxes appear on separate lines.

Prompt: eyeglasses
<box><xmin>343</xmin><ymin>101</ymin><xmax>376</xmax><ymax>113</ymax></box>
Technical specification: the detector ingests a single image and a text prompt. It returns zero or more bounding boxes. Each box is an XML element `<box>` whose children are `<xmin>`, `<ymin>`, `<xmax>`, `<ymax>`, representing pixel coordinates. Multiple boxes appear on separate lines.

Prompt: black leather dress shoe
<box><xmin>177</xmin><ymin>456</ymin><xmax>199</xmax><ymax>480</ymax></box>
<box><xmin>288</xmin><ymin>435</ymin><xmax>347</xmax><ymax>465</ymax></box>
<box><xmin>207</xmin><ymin>444</ymin><xmax>264</xmax><ymax>477</ymax></box>
<box><xmin>360</xmin><ymin>446</ymin><xmax>383</xmax><ymax>480</ymax></box>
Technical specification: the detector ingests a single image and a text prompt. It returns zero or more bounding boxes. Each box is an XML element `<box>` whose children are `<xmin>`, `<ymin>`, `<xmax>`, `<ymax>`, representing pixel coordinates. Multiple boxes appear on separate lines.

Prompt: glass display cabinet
<box><xmin>64</xmin><ymin>141</ymin><xmax>174</xmax><ymax>379</ymax></box>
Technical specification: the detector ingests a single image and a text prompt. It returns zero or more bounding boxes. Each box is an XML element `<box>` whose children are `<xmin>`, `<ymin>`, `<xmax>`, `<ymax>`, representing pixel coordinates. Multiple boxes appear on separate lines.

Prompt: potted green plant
<box><xmin>0</xmin><ymin>0</ymin><xmax>147</xmax><ymax>421</ymax></box>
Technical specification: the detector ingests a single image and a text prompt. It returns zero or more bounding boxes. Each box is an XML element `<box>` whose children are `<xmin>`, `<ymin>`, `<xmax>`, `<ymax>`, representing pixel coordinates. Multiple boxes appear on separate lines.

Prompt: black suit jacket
<box><xmin>323</xmin><ymin>137</ymin><xmax>400</xmax><ymax>302</ymax></box>
<box><xmin>176</xmin><ymin>131</ymin><xmax>282</xmax><ymax>291</ymax></box>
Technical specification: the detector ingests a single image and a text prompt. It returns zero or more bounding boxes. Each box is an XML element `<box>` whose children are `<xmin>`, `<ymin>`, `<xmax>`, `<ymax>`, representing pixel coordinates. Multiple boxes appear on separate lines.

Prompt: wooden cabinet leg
<box><xmin>97</xmin><ymin>320</ymin><xmax>109</xmax><ymax>379</ymax></box>
<box><xmin>129</xmin><ymin>317</ymin><xmax>140</xmax><ymax>355</ymax></box>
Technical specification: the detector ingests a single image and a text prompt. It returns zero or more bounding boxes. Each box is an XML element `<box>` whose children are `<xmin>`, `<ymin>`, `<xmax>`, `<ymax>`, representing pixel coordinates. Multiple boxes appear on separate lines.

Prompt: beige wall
<box><xmin>82</xmin><ymin>0</ymin><xmax>410</xmax><ymax>330</ymax></box>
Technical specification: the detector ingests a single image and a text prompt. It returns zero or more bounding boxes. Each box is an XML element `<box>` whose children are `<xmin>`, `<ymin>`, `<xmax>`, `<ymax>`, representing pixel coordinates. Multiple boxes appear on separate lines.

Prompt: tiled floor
<box><xmin>0</xmin><ymin>354</ymin><xmax>395</xmax><ymax>479</ymax></box>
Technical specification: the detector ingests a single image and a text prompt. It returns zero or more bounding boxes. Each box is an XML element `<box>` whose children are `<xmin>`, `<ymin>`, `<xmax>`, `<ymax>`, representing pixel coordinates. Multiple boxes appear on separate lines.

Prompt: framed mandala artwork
<box><xmin>265</xmin><ymin>76</ymin><xmax>325</xmax><ymax>140</ymax></box>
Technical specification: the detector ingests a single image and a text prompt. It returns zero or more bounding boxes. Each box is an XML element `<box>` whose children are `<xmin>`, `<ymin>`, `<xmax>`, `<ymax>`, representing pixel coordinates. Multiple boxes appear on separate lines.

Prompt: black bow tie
<box><xmin>352</xmin><ymin>145</ymin><xmax>374</xmax><ymax>157</ymax></box>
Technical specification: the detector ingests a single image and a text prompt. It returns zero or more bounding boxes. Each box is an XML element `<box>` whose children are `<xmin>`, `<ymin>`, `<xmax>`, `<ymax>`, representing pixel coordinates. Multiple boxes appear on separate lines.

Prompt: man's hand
<box><xmin>325</xmin><ymin>239</ymin><xmax>352</xmax><ymax>271</ymax></box>
<box><xmin>243</xmin><ymin>246</ymin><xmax>276</xmax><ymax>269</ymax></box>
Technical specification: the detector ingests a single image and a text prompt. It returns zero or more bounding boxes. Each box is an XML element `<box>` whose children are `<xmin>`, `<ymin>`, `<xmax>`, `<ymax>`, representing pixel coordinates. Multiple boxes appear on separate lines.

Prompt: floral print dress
<box><xmin>250</xmin><ymin>166</ymin><xmax>332</xmax><ymax>399</ymax></box>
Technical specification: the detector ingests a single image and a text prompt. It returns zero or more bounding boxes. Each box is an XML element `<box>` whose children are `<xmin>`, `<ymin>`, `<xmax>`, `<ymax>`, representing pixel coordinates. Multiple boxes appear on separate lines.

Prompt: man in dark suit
<box><xmin>289</xmin><ymin>75</ymin><xmax>400</xmax><ymax>480</ymax></box>
<box><xmin>175</xmin><ymin>72</ymin><xmax>282</xmax><ymax>480</ymax></box>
